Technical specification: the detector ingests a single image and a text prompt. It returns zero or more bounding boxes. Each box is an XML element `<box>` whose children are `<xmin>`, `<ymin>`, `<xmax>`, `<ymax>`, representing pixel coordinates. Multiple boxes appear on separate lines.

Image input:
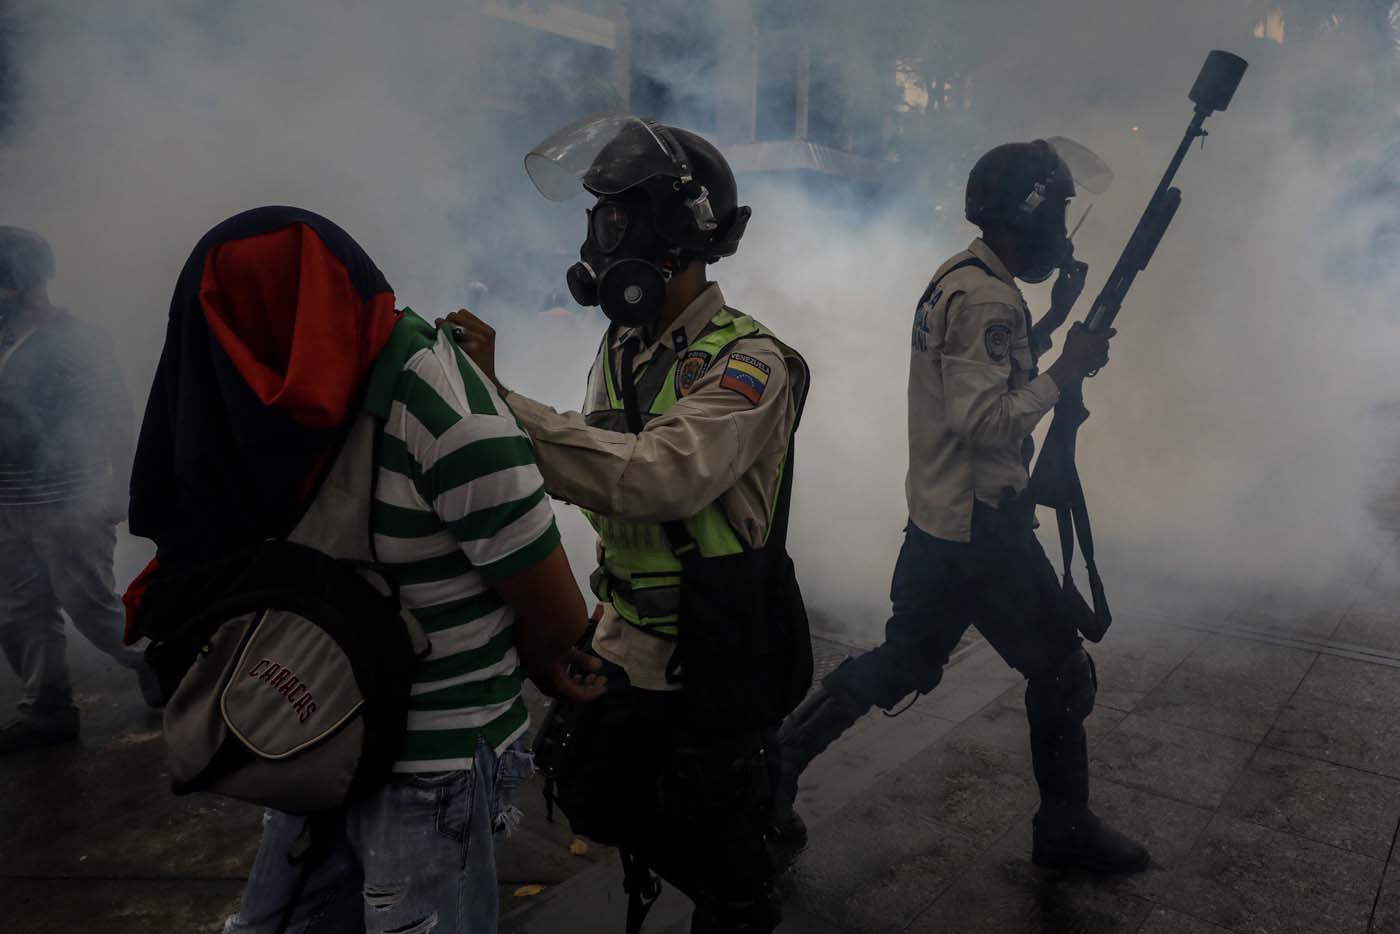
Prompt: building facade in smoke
<box><xmin>453</xmin><ymin>0</ymin><xmax>1400</xmax><ymax>307</ymax></box>
<box><xmin>454</xmin><ymin>0</ymin><xmax>903</xmax><ymax>313</ymax></box>
<box><xmin>1263</xmin><ymin>0</ymin><xmax>1399</xmax><ymax>149</ymax></box>
<box><xmin>471</xmin><ymin>0</ymin><xmax>895</xmax><ymax>190</ymax></box>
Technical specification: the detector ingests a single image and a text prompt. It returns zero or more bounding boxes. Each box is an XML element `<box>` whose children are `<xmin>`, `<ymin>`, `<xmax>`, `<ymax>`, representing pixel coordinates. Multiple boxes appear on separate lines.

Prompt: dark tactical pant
<box><xmin>0</xmin><ymin>506</ymin><xmax>142</xmax><ymax>719</ymax></box>
<box><xmin>548</xmin><ymin>661</ymin><xmax>778</xmax><ymax>932</ymax></box>
<box><xmin>827</xmin><ymin>499</ymin><xmax>1096</xmax><ymax>814</ymax></box>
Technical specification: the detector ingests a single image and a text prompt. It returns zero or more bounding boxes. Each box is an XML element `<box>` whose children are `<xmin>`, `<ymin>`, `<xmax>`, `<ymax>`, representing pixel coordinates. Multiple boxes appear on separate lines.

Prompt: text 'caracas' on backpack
<box><xmin>132</xmin><ymin>413</ymin><xmax>428</xmax><ymax>813</ymax></box>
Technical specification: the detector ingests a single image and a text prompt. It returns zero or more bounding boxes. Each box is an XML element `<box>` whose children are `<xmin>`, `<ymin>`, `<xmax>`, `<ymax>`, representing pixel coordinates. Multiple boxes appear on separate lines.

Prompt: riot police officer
<box><xmin>448</xmin><ymin>115</ymin><xmax>810</xmax><ymax>932</ymax></box>
<box><xmin>0</xmin><ymin>227</ymin><xmax>163</xmax><ymax>753</ymax></box>
<box><xmin>772</xmin><ymin>139</ymin><xmax>1151</xmax><ymax>873</ymax></box>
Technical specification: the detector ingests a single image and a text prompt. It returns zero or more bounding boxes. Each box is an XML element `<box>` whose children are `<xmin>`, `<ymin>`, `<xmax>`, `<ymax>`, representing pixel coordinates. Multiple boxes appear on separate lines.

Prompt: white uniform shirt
<box><xmin>505</xmin><ymin>284</ymin><xmax>806</xmax><ymax>689</ymax></box>
<box><xmin>906</xmin><ymin>239</ymin><xmax>1061</xmax><ymax>543</ymax></box>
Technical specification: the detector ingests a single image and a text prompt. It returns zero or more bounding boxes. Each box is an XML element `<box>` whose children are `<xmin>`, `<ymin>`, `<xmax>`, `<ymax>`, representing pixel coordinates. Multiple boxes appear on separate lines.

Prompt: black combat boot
<box><xmin>1028</xmin><ymin>712</ymin><xmax>1149</xmax><ymax>872</ymax></box>
<box><xmin>768</xmin><ymin>684</ymin><xmax>870</xmax><ymax>849</ymax></box>
<box><xmin>767</xmin><ymin>794</ymin><xmax>808</xmax><ymax>854</ymax></box>
<box><xmin>1032</xmin><ymin>807</ymin><xmax>1151</xmax><ymax>873</ymax></box>
<box><xmin>1024</xmin><ymin>652</ymin><xmax>1147</xmax><ymax>871</ymax></box>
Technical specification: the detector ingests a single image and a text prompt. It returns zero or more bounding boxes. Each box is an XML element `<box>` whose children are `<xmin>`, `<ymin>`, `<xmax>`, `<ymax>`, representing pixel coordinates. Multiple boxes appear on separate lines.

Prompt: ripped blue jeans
<box><xmin>225</xmin><ymin>736</ymin><xmax>532</xmax><ymax>934</ymax></box>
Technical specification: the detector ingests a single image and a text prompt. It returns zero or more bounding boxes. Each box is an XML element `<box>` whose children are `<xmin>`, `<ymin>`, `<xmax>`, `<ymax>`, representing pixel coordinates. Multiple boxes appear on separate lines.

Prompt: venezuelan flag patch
<box><xmin>719</xmin><ymin>352</ymin><xmax>771</xmax><ymax>405</ymax></box>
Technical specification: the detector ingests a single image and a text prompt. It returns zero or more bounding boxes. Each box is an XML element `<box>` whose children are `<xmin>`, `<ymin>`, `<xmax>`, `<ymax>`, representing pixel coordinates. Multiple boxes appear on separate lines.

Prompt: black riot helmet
<box><xmin>965</xmin><ymin>137</ymin><xmax>1112</xmax><ymax>283</ymax></box>
<box><xmin>525</xmin><ymin>113</ymin><xmax>751</xmax><ymax>327</ymax></box>
<box><xmin>0</xmin><ymin>227</ymin><xmax>56</xmax><ymax>293</ymax></box>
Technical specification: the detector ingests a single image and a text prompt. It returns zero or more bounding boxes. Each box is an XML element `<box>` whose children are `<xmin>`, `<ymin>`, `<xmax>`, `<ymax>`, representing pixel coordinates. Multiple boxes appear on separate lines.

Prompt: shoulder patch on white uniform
<box><xmin>984</xmin><ymin>324</ymin><xmax>1012</xmax><ymax>362</ymax></box>
<box><xmin>675</xmin><ymin>350</ymin><xmax>711</xmax><ymax>397</ymax></box>
<box><xmin>719</xmin><ymin>352</ymin><xmax>771</xmax><ymax>405</ymax></box>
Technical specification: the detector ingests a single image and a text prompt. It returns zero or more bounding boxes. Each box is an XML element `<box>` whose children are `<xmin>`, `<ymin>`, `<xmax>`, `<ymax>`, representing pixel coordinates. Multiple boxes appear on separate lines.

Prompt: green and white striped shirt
<box><xmin>365</xmin><ymin>310</ymin><xmax>561</xmax><ymax>772</ymax></box>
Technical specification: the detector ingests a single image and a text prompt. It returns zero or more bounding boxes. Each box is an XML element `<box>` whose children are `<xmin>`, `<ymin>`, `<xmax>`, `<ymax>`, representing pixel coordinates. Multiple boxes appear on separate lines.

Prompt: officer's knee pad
<box><xmin>1056</xmin><ymin>647</ymin><xmax>1097</xmax><ymax>721</ymax></box>
<box><xmin>1028</xmin><ymin>647</ymin><xmax>1097</xmax><ymax>722</ymax></box>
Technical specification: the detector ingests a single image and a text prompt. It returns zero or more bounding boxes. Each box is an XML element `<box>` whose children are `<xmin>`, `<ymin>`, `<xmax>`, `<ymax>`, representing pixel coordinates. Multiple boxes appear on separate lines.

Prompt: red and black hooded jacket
<box><xmin>126</xmin><ymin>207</ymin><xmax>402</xmax><ymax>619</ymax></box>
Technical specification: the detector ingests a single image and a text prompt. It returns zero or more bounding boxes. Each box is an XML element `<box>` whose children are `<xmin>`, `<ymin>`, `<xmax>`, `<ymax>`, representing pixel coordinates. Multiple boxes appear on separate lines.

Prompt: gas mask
<box><xmin>1015</xmin><ymin>193</ymin><xmax>1071</xmax><ymax>285</ymax></box>
<box><xmin>527</xmin><ymin>114</ymin><xmax>750</xmax><ymax>328</ymax></box>
<box><xmin>567</xmin><ymin>192</ymin><xmax>679</xmax><ymax>329</ymax></box>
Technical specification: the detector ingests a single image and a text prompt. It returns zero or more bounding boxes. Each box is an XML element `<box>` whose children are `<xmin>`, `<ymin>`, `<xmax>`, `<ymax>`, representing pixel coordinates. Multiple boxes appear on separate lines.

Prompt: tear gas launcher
<box><xmin>1027</xmin><ymin>50</ymin><xmax>1248</xmax><ymax>642</ymax></box>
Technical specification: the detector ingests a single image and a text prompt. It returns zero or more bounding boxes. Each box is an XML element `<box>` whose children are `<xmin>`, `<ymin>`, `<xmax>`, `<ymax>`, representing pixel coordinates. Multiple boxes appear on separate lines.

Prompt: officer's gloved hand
<box><xmin>1049</xmin><ymin>322</ymin><xmax>1115</xmax><ymax>385</ymax></box>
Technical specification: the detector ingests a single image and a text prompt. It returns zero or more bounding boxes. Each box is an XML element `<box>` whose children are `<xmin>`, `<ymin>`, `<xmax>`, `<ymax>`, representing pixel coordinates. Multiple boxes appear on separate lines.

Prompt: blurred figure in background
<box><xmin>0</xmin><ymin>226</ymin><xmax>162</xmax><ymax>755</ymax></box>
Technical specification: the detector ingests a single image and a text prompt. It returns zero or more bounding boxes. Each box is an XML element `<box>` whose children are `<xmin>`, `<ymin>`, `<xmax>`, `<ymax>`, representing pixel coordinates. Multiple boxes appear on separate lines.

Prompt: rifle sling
<box><xmin>1054</xmin><ymin>479</ymin><xmax>1112</xmax><ymax>642</ymax></box>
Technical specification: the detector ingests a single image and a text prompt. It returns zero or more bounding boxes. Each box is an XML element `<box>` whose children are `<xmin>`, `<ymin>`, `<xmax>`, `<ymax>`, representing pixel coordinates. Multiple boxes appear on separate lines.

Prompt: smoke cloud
<box><xmin>2</xmin><ymin>0</ymin><xmax>1397</xmax><ymax>639</ymax></box>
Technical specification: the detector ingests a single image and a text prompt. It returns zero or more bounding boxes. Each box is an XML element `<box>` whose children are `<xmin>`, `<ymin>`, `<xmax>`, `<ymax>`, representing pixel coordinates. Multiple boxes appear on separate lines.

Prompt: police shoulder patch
<box><xmin>719</xmin><ymin>351</ymin><xmax>772</xmax><ymax>405</ymax></box>
<box><xmin>984</xmin><ymin>324</ymin><xmax>1013</xmax><ymax>362</ymax></box>
<box><xmin>675</xmin><ymin>350</ymin><xmax>712</xmax><ymax>397</ymax></box>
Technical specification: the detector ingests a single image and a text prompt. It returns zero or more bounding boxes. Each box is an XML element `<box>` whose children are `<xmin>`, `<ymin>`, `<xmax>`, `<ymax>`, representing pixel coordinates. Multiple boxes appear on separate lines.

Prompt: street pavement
<box><xmin>503</xmin><ymin>481</ymin><xmax>1400</xmax><ymax>934</ymax></box>
<box><xmin>6</xmin><ymin>509</ymin><xmax>1400</xmax><ymax>932</ymax></box>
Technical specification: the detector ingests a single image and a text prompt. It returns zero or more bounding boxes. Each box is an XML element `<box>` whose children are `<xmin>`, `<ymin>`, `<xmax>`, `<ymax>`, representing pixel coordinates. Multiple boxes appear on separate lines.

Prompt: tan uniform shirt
<box><xmin>505</xmin><ymin>284</ymin><xmax>806</xmax><ymax>690</ymax></box>
<box><xmin>906</xmin><ymin>239</ymin><xmax>1061</xmax><ymax>543</ymax></box>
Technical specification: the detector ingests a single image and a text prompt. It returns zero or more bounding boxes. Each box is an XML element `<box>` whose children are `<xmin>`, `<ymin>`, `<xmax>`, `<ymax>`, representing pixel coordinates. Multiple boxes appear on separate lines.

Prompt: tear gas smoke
<box><xmin>2</xmin><ymin>0</ymin><xmax>1397</xmax><ymax>639</ymax></box>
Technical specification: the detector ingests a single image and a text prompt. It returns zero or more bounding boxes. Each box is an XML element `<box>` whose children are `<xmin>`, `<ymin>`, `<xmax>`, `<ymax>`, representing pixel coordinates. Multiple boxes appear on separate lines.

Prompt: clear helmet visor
<box><xmin>525</xmin><ymin>112</ymin><xmax>682</xmax><ymax>202</ymax></box>
<box><xmin>1045</xmin><ymin>136</ymin><xmax>1114</xmax><ymax>195</ymax></box>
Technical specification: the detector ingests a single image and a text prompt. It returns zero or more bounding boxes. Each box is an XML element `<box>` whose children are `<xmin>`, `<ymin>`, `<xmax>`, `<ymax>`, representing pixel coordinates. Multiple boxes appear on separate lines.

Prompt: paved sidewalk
<box><xmin>505</xmin><ymin>532</ymin><xmax>1400</xmax><ymax>934</ymax></box>
<box><xmin>6</xmin><ymin>524</ymin><xmax>1400</xmax><ymax>932</ymax></box>
<box><xmin>0</xmin><ymin>634</ymin><xmax>607</xmax><ymax>933</ymax></box>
